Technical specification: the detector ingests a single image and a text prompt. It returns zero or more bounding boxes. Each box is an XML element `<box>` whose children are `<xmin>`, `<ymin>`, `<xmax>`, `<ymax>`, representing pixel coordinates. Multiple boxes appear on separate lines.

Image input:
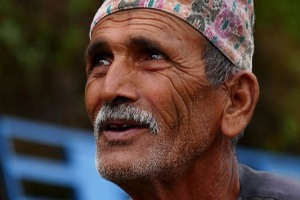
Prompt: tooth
<box><xmin>121</xmin><ymin>125</ymin><xmax>128</xmax><ymax>128</ymax></box>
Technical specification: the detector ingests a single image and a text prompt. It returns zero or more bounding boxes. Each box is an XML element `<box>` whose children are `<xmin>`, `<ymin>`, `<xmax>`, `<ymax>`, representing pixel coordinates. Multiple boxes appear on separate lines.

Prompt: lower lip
<box><xmin>102</xmin><ymin>127</ymin><xmax>148</xmax><ymax>142</ymax></box>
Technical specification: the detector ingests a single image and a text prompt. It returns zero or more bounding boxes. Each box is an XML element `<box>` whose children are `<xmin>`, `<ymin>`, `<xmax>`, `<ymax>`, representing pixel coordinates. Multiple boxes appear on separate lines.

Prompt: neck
<box><xmin>116</xmin><ymin>137</ymin><xmax>240</xmax><ymax>200</ymax></box>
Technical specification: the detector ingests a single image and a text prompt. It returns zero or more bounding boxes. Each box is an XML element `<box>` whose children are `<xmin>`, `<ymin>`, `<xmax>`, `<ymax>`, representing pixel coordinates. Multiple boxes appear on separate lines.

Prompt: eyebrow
<box><xmin>130</xmin><ymin>36</ymin><xmax>162</xmax><ymax>51</ymax></box>
<box><xmin>85</xmin><ymin>41</ymin><xmax>108</xmax><ymax>58</ymax></box>
<box><xmin>86</xmin><ymin>36</ymin><xmax>163</xmax><ymax>57</ymax></box>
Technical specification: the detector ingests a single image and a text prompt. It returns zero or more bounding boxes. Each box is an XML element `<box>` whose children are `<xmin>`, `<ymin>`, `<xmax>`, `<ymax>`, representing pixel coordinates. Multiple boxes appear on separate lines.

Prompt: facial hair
<box><xmin>93</xmin><ymin>103</ymin><xmax>212</xmax><ymax>182</ymax></box>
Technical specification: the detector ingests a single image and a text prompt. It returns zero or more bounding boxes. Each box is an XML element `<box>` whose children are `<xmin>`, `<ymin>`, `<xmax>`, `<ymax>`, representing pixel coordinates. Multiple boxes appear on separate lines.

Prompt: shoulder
<box><xmin>238</xmin><ymin>164</ymin><xmax>300</xmax><ymax>200</ymax></box>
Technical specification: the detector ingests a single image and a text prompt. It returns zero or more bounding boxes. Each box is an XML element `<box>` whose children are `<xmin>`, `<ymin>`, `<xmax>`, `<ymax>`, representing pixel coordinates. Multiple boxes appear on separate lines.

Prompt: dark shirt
<box><xmin>238</xmin><ymin>164</ymin><xmax>300</xmax><ymax>200</ymax></box>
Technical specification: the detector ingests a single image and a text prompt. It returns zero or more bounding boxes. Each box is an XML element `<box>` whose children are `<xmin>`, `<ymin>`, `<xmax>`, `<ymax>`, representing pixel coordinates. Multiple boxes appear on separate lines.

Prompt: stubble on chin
<box><xmin>95</xmin><ymin>139</ymin><xmax>174</xmax><ymax>182</ymax></box>
<box><xmin>95</xmin><ymin>133</ymin><xmax>210</xmax><ymax>183</ymax></box>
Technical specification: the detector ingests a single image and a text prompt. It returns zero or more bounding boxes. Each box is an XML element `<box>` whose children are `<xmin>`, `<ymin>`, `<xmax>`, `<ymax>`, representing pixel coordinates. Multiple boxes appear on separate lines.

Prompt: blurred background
<box><xmin>0</xmin><ymin>0</ymin><xmax>300</xmax><ymax>199</ymax></box>
<box><xmin>1</xmin><ymin>0</ymin><xmax>300</xmax><ymax>154</ymax></box>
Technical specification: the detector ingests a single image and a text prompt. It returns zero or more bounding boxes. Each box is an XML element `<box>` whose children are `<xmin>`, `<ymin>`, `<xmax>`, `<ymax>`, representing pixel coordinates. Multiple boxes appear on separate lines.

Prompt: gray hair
<box><xmin>202</xmin><ymin>41</ymin><xmax>244</xmax><ymax>146</ymax></box>
<box><xmin>202</xmin><ymin>41</ymin><xmax>240</xmax><ymax>87</ymax></box>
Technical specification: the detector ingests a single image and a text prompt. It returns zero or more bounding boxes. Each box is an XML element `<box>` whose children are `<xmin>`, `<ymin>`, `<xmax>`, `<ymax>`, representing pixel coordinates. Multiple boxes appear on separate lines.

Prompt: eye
<box><xmin>92</xmin><ymin>54</ymin><xmax>111</xmax><ymax>67</ymax></box>
<box><xmin>147</xmin><ymin>51</ymin><xmax>166</xmax><ymax>61</ymax></box>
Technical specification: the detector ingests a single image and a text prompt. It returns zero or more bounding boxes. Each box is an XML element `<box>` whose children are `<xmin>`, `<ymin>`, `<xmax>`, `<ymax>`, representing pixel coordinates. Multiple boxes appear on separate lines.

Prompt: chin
<box><xmin>96</xmin><ymin>155</ymin><xmax>156</xmax><ymax>181</ymax></box>
<box><xmin>95</xmin><ymin>141</ymin><xmax>176</xmax><ymax>181</ymax></box>
<box><xmin>95</xmin><ymin>147</ymin><xmax>194</xmax><ymax>183</ymax></box>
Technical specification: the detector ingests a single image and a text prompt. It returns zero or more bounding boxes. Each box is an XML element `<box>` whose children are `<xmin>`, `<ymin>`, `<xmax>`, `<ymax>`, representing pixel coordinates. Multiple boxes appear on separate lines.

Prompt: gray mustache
<box><xmin>94</xmin><ymin>103</ymin><xmax>159</xmax><ymax>138</ymax></box>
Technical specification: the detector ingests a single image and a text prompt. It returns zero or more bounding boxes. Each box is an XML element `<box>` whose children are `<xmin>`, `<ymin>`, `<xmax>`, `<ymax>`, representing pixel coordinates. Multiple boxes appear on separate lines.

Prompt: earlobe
<box><xmin>221</xmin><ymin>72</ymin><xmax>259</xmax><ymax>138</ymax></box>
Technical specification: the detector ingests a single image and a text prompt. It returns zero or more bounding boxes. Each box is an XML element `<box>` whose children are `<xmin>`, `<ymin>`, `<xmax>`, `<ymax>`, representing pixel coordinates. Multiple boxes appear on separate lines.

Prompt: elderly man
<box><xmin>85</xmin><ymin>0</ymin><xmax>300</xmax><ymax>199</ymax></box>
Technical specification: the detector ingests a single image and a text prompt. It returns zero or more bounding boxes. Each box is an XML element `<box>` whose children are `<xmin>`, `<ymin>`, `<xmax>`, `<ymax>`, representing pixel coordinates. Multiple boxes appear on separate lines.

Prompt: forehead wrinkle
<box><xmin>140</xmin><ymin>10</ymin><xmax>206</xmax><ymax>49</ymax></box>
<box><xmin>99</xmin><ymin>9</ymin><xmax>188</xmax><ymax>35</ymax></box>
<box><xmin>148</xmin><ymin>11</ymin><xmax>191</xmax><ymax>34</ymax></box>
<box><xmin>123</xmin><ymin>11</ymin><xmax>205</xmax><ymax>52</ymax></box>
<box><xmin>130</xmin><ymin>16</ymin><xmax>183</xmax><ymax>36</ymax></box>
<box><xmin>96</xmin><ymin>10</ymin><xmax>167</xmax><ymax>29</ymax></box>
<box><xmin>91</xmin><ymin>22</ymin><xmax>166</xmax><ymax>47</ymax></box>
<box><xmin>130</xmin><ymin>9</ymin><xmax>190</xmax><ymax>34</ymax></box>
<box><xmin>128</xmin><ymin>22</ymin><xmax>167</xmax><ymax>34</ymax></box>
<box><xmin>92</xmin><ymin>10</ymin><xmax>203</xmax><ymax>52</ymax></box>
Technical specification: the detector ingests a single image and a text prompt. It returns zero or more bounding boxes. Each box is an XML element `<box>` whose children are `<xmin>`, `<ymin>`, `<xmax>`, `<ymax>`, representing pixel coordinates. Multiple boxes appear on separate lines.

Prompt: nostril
<box><xmin>111</xmin><ymin>96</ymin><xmax>132</xmax><ymax>106</ymax></box>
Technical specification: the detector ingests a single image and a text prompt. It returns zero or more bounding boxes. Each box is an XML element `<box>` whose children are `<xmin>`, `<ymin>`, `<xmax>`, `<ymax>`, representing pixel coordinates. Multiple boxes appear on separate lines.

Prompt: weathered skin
<box><xmin>85</xmin><ymin>9</ymin><xmax>258</xmax><ymax>200</ymax></box>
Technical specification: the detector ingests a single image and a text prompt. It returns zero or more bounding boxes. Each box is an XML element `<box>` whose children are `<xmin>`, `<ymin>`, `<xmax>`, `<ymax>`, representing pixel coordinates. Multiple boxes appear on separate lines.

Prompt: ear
<box><xmin>221</xmin><ymin>71</ymin><xmax>259</xmax><ymax>138</ymax></box>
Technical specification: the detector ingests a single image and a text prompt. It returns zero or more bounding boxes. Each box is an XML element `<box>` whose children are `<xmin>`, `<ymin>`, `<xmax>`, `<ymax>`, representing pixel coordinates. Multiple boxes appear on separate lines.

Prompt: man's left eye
<box><xmin>148</xmin><ymin>51</ymin><xmax>165</xmax><ymax>60</ymax></box>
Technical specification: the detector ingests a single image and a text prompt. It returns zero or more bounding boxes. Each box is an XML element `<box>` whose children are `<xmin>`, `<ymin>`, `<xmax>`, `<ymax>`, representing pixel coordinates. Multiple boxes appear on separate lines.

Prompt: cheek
<box><xmin>140</xmin><ymin>74</ymin><xmax>192</xmax><ymax>132</ymax></box>
<box><xmin>157</xmin><ymin>73</ymin><xmax>220</xmax><ymax>143</ymax></box>
<box><xmin>188</xmin><ymin>93</ymin><xmax>224</xmax><ymax>140</ymax></box>
<box><xmin>85</xmin><ymin>80</ymin><xmax>102</xmax><ymax>121</ymax></box>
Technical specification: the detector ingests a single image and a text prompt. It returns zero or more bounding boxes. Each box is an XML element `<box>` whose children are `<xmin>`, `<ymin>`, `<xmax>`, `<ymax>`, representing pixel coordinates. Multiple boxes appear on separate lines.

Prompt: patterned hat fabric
<box><xmin>90</xmin><ymin>0</ymin><xmax>255</xmax><ymax>71</ymax></box>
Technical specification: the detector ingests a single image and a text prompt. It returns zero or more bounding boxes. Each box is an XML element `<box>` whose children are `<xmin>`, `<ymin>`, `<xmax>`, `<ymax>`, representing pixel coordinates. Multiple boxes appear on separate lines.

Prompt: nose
<box><xmin>100</xmin><ymin>60</ymin><xmax>138</xmax><ymax>105</ymax></box>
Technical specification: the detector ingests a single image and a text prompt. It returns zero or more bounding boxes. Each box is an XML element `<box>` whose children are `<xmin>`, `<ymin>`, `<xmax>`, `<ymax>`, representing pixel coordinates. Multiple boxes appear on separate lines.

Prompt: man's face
<box><xmin>85</xmin><ymin>10</ymin><xmax>227</xmax><ymax>181</ymax></box>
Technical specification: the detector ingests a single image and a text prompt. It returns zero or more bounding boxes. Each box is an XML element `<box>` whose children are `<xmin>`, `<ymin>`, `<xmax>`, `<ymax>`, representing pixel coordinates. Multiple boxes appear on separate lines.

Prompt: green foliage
<box><xmin>0</xmin><ymin>0</ymin><xmax>98</xmax><ymax>127</ymax></box>
<box><xmin>0</xmin><ymin>0</ymin><xmax>299</xmax><ymax>154</ymax></box>
<box><xmin>256</xmin><ymin>0</ymin><xmax>300</xmax><ymax>40</ymax></box>
<box><xmin>241</xmin><ymin>0</ymin><xmax>300</xmax><ymax>154</ymax></box>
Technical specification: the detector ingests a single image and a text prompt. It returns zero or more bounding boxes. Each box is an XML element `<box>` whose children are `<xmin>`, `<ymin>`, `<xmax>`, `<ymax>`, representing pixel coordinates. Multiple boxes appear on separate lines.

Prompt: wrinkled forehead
<box><xmin>87</xmin><ymin>9</ymin><xmax>207</xmax><ymax>64</ymax></box>
<box><xmin>89</xmin><ymin>0</ymin><xmax>255</xmax><ymax>71</ymax></box>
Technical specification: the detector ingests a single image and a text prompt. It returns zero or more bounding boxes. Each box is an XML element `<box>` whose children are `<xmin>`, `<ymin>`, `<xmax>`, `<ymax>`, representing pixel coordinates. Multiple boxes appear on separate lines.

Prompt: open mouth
<box><xmin>105</xmin><ymin>124</ymin><xmax>144</xmax><ymax>132</ymax></box>
<box><xmin>103</xmin><ymin>120</ymin><xmax>148</xmax><ymax>132</ymax></box>
<box><xmin>97</xmin><ymin>119</ymin><xmax>150</xmax><ymax>142</ymax></box>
